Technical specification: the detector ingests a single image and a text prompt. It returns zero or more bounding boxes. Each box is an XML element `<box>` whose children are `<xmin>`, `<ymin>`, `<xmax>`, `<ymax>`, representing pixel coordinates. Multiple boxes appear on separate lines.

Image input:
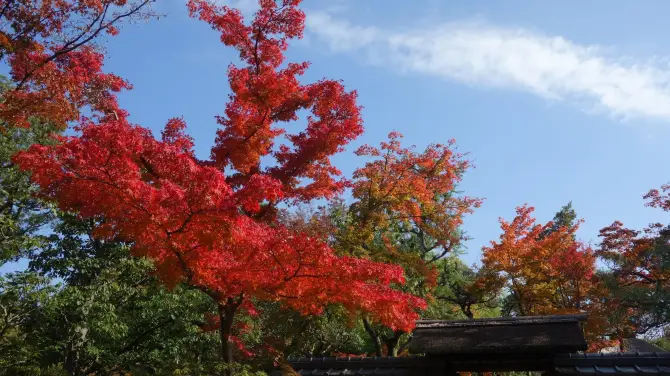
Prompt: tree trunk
<box><xmin>384</xmin><ymin>331</ymin><xmax>404</xmax><ymax>357</ymax></box>
<box><xmin>64</xmin><ymin>289</ymin><xmax>96</xmax><ymax>376</ymax></box>
<box><xmin>463</xmin><ymin>304</ymin><xmax>474</xmax><ymax>319</ymax></box>
<box><xmin>218</xmin><ymin>299</ymin><xmax>238</xmax><ymax>376</ymax></box>
<box><xmin>64</xmin><ymin>338</ymin><xmax>78</xmax><ymax>376</ymax></box>
<box><xmin>397</xmin><ymin>334</ymin><xmax>412</xmax><ymax>355</ymax></box>
<box><xmin>386</xmin><ymin>341</ymin><xmax>398</xmax><ymax>357</ymax></box>
<box><xmin>362</xmin><ymin>317</ymin><xmax>383</xmax><ymax>357</ymax></box>
<box><xmin>64</xmin><ymin>324</ymin><xmax>88</xmax><ymax>376</ymax></box>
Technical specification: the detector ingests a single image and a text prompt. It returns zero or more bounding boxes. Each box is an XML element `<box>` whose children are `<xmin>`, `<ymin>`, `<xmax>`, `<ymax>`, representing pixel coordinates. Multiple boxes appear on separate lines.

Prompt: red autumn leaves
<box><xmin>0</xmin><ymin>0</ymin><xmax>155</xmax><ymax>130</ymax></box>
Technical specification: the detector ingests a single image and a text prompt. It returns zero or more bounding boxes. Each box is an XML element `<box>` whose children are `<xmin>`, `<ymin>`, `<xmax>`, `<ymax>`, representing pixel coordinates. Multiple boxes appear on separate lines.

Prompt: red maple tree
<box><xmin>594</xmin><ymin>185</ymin><xmax>670</xmax><ymax>340</ymax></box>
<box><xmin>15</xmin><ymin>0</ymin><xmax>425</xmax><ymax>366</ymax></box>
<box><xmin>0</xmin><ymin>0</ymin><xmax>155</xmax><ymax>131</ymax></box>
<box><xmin>594</xmin><ymin>220</ymin><xmax>660</xmax><ymax>339</ymax></box>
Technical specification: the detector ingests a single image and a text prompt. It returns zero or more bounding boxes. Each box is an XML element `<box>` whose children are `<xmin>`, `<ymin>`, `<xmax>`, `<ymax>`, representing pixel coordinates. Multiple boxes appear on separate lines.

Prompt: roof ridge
<box><xmin>416</xmin><ymin>314</ymin><xmax>588</xmax><ymax>327</ymax></box>
<box><xmin>288</xmin><ymin>356</ymin><xmax>423</xmax><ymax>362</ymax></box>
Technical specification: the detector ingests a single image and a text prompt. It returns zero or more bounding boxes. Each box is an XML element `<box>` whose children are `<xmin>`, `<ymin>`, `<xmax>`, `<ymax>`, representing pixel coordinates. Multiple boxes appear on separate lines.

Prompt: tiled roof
<box><xmin>279</xmin><ymin>353</ymin><xmax>670</xmax><ymax>376</ymax></box>
<box><xmin>554</xmin><ymin>352</ymin><xmax>670</xmax><ymax>375</ymax></box>
<box><xmin>622</xmin><ymin>339</ymin><xmax>667</xmax><ymax>353</ymax></box>
<box><xmin>275</xmin><ymin>356</ymin><xmax>441</xmax><ymax>376</ymax></box>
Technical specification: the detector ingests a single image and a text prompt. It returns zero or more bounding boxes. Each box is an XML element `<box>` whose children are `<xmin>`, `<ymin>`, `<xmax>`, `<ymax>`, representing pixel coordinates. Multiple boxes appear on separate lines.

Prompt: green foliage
<box><xmin>540</xmin><ymin>201</ymin><xmax>577</xmax><ymax>239</ymax></box>
<box><xmin>650</xmin><ymin>337</ymin><xmax>670</xmax><ymax>351</ymax></box>
<box><xmin>0</xmin><ymin>119</ymin><xmax>57</xmax><ymax>264</ymax></box>
<box><xmin>433</xmin><ymin>256</ymin><xmax>500</xmax><ymax>320</ymax></box>
<box><xmin>249</xmin><ymin>302</ymin><xmax>371</xmax><ymax>358</ymax></box>
<box><xmin>27</xmin><ymin>214</ymin><xmax>220</xmax><ymax>375</ymax></box>
<box><xmin>0</xmin><ymin>85</ymin><xmax>227</xmax><ymax>375</ymax></box>
<box><xmin>0</xmin><ymin>272</ymin><xmax>57</xmax><ymax>375</ymax></box>
<box><xmin>0</xmin><ymin>76</ymin><xmax>57</xmax><ymax>264</ymax></box>
<box><xmin>0</xmin><ymin>141</ymin><xmax>224</xmax><ymax>374</ymax></box>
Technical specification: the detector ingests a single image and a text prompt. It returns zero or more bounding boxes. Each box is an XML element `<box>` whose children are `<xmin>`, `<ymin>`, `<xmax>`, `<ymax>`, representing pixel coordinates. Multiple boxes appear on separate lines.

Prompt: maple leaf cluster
<box><xmin>304</xmin><ymin>131</ymin><xmax>483</xmax><ymax>357</ymax></box>
<box><xmin>0</xmin><ymin>0</ymin><xmax>155</xmax><ymax>130</ymax></box>
<box><xmin>644</xmin><ymin>183</ymin><xmax>670</xmax><ymax>212</ymax></box>
<box><xmin>349</xmin><ymin>132</ymin><xmax>481</xmax><ymax>251</ymax></box>
<box><xmin>189</xmin><ymin>0</ymin><xmax>362</xmax><ymax>205</ymax></box>
<box><xmin>15</xmin><ymin>0</ymin><xmax>426</xmax><ymax>335</ymax></box>
<box><xmin>336</xmin><ymin>131</ymin><xmax>482</xmax><ymax>287</ymax></box>
<box><xmin>597</xmin><ymin>221</ymin><xmax>666</xmax><ymax>284</ymax></box>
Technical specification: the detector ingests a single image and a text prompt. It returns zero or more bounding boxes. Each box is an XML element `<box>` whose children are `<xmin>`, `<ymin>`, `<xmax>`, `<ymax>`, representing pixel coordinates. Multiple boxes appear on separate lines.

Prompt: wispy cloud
<box><xmin>306</xmin><ymin>12</ymin><xmax>670</xmax><ymax>121</ymax></box>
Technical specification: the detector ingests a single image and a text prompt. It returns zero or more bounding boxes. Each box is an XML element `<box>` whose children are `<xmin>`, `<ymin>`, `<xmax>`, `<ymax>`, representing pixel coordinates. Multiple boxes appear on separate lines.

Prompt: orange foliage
<box><xmin>343</xmin><ymin>132</ymin><xmax>482</xmax><ymax>270</ymax></box>
<box><xmin>480</xmin><ymin>205</ymin><xmax>594</xmax><ymax>315</ymax></box>
<box><xmin>479</xmin><ymin>204</ymin><xmax>614</xmax><ymax>349</ymax></box>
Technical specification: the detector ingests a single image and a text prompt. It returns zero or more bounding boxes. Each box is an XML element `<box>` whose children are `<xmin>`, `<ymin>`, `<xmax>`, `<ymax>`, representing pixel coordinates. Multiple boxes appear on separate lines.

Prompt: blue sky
<box><xmin>12</xmin><ymin>0</ymin><xmax>670</xmax><ymax>269</ymax></box>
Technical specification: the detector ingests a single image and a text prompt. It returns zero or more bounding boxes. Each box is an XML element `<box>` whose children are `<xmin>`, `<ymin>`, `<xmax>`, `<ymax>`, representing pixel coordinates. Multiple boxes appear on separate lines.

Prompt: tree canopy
<box><xmin>1</xmin><ymin>0</ymin><xmax>670</xmax><ymax>374</ymax></box>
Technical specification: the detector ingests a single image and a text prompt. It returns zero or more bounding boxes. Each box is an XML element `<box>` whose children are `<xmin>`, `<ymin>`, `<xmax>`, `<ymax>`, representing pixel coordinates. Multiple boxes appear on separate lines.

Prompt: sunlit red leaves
<box><xmin>1</xmin><ymin>45</ymin><xmax>131</xmax><ymax>129</ymax></box>
<box><xmin>16</xmin><ymin>118</ymin><xmax>423</xmax><ymax>331</ymax></box>
<box><xmin>189</xmin><ymin>0</ymin><xmax>362</xmax><ymax>201</ymax></box>
<box><xmin>188</xmin><ymin>0</ymin><xmax>304</xmax><ymax>69</ymax></box>
<box><xmin>161</xmin><ymin>117</ymin><xmax>195</xmax><ymax>154</ymax></box>
<box><xmin>549</xmin><ymin>243</ymin><xmax>595</xmax><ymax>282</ymax></box>
<box><xmin>0</xmin><ymin>0</ymin><xmax>153</xmax><ymax>130</ymax></box>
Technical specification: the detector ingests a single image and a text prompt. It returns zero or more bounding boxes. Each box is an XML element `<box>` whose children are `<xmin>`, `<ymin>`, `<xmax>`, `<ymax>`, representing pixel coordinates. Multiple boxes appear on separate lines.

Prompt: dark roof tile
<box><xmin>285</xmin><ymin>356</ymin><xmax>435</xmax><ymax>376</ymax></box>
<box><xmin>554</xmin><ymin>353</ymin><xmax>670</xmax><ymax>375</ymax></box>
<box><xmin>622</xmin><ymin>338</ymin><xmax>667</xmax><ymax>353</ymax></box>
<box><xmin>613</xmin><ymin>366</ymin><xmax>638</xmax><ymax>374</ymax></box>
<box><xmin>286</xmin><ymin>352</ymin><xmax>670</xmax><ymax>375</ymax></box>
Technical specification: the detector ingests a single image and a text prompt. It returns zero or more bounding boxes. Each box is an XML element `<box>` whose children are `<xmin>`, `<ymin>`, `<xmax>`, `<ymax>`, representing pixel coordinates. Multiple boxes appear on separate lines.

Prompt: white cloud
<box><xmin>306</xmin><ymin>12</ymin><xmax>670</xmax><ymax>121</ymax></box>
